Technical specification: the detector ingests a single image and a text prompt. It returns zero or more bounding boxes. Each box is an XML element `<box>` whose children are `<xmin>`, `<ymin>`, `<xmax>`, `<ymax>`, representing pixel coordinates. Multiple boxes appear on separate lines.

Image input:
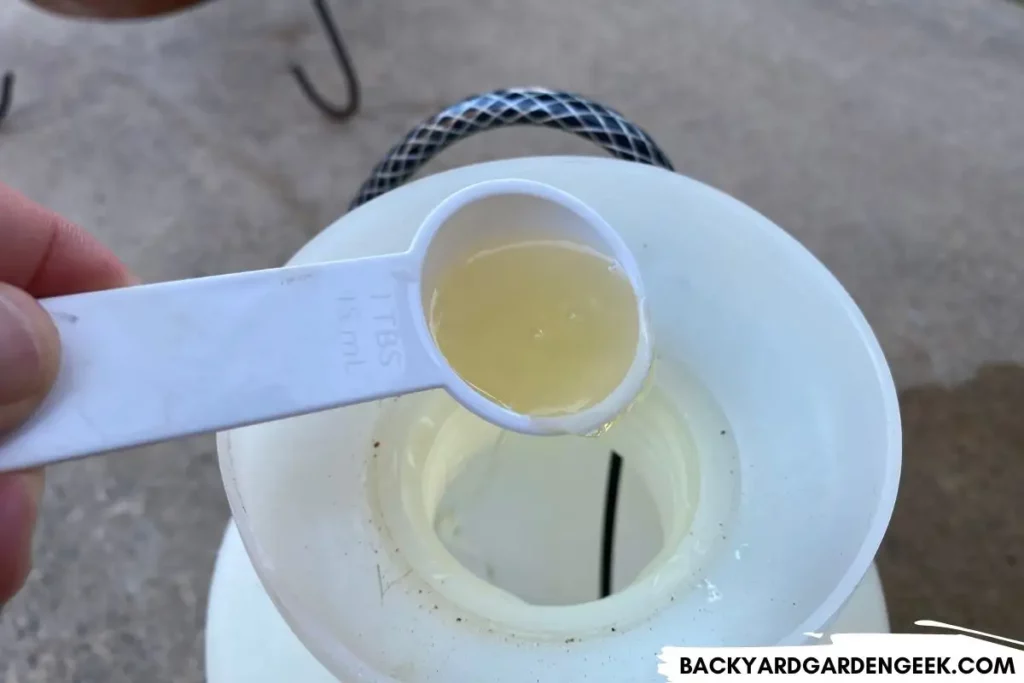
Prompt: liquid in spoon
<box><xmin>428</xmin><ymin>240</ymin><xmax>640</xmax><ymax>417</ymax></box>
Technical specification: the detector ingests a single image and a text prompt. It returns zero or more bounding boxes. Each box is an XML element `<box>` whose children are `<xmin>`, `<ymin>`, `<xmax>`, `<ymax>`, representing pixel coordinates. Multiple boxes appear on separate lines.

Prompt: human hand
<box><xmin>0</xmin><ymin>182</ymin><xmax>134</xmax><ymax>605</ymax></box>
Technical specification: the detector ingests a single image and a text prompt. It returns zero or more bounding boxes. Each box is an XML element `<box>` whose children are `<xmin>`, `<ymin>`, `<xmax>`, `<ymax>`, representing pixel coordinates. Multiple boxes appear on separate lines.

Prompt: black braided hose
<box><xmin>351</xmin><ymin>87</ymin><xmax>673</xmax><ymax>210</ymax></box>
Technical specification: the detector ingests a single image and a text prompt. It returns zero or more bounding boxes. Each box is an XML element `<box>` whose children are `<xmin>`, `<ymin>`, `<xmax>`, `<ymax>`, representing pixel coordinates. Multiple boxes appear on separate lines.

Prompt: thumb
<box><xmin>0</xmin><ymin>283</ymin><xmax>55</xmax><ymax>604</ymax></box>
<box><xmin>0</xmin><ymin>282</ymin><xmax>60</xmax><ymax>436</ymax></box>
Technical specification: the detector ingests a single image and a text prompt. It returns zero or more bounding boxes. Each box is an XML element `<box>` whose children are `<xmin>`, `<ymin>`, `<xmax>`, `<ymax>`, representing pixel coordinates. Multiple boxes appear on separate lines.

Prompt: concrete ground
<box><xmin>1</xmin><ymin>0</ymin><xmax>1023</xmax><ymax>679</ymax></box>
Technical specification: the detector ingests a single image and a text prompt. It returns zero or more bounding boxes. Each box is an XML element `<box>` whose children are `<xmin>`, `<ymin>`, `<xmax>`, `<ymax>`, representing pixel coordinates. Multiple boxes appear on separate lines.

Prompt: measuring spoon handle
<box><xmin>0</xmin><ymin>254</ymin><xmax>442</xmax><ymax>472</ymax></box>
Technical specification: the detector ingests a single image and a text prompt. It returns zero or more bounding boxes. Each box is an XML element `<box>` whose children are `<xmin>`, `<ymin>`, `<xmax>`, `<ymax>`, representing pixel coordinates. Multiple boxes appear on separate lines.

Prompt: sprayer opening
<box><xmin>433</xmin><ymin>440</ymin><xmax>664</xmax><ymax>606</ymax></box>
<box><xmin>372</xmin><ymin>357</ymin><xmax>736</xmax><ymax>638</ymax></box>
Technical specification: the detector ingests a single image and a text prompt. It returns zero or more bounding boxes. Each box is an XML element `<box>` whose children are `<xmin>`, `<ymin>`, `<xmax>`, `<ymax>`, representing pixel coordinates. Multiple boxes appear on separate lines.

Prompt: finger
<box><xmin>0</xmin><ymin>468</ymin><xmax>44</xmax><ymax>605</ymax></box>
<box><xmin>0</xmin><ymin>283</ymin><xmax>61</xmax><ymax>436</ymax></box>
<box><xmin>0</xmin><ymin>183</ymin><xmax>135</xmax><ymax>297</ymax></box>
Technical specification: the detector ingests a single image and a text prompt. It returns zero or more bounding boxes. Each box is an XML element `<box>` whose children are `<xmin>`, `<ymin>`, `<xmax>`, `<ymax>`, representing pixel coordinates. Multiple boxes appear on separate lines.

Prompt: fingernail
<box><xmin>0</xmin><ymin>288</ymin><xmax>44</xmax><ymax>406</ymax></box>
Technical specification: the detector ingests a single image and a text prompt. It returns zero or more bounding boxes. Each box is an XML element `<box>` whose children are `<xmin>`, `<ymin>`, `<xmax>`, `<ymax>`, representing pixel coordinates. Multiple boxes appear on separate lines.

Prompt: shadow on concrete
<box><xmin>878</xmin><ymin>363</ymin><xmax>1024</xmax><ymax>639</ymax></box>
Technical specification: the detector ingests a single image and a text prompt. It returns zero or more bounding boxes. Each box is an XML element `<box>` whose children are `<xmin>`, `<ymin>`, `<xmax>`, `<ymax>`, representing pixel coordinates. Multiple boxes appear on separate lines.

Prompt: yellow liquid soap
<box><xmin>428</xmin><ymin>240</ymin><xmax>640</xmax><ymax>417</ymax></box>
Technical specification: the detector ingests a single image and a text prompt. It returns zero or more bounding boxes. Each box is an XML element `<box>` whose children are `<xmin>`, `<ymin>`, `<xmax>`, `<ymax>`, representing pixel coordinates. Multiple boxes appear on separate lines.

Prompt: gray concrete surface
<box><xmin>1</xmin><ymin>0</ymin><xmax>1023</xmax><ymax>679</ymax></box>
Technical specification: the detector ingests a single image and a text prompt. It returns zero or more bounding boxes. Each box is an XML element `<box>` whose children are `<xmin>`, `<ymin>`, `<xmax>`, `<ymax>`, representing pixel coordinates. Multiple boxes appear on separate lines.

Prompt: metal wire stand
<box><xmin>0</xmin><ymin>0</ymin><xmax>361</xmax><ymax>129</ymax></box>
<box><xmin>290</xmin><ymin>0</ymin><xmax>361</xmax><ymax>121</ymax></box>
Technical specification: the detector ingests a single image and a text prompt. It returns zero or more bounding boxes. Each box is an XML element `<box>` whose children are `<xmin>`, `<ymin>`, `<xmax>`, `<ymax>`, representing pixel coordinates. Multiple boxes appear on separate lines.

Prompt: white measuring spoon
<box><xmin>0</xmin><ymin>179</ymin><xmax>652</xmax><ymax>473</ymax></box>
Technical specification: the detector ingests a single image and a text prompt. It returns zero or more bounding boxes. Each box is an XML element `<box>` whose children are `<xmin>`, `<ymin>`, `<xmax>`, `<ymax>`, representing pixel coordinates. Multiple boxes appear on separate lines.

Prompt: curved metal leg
<box><xmin>0</xmin><ymin>72</ymin><xmax>14</xmax><ymax>127</ymax></box>
<box><xmin>289</xmin><ymin>0</ymin><xmax>361</xmax><ymax>121</ymax></box>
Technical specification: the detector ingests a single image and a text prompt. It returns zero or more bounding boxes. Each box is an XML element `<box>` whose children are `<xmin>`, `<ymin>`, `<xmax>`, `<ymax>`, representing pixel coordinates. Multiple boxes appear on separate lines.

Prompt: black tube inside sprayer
<box><xmin>599</xmin><ymin>450</ymin><xmax>623</xmax><ymax>599</ymax></box>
